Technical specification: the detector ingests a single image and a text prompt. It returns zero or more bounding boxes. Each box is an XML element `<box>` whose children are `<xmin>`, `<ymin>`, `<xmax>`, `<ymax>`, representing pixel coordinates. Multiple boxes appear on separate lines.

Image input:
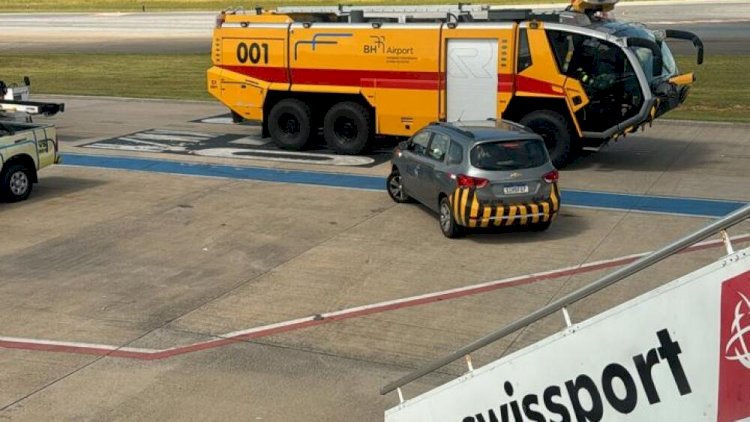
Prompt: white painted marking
<box><xmin>125</xmin><ymin>133</ymin><xmax>210</xmax><ymax>143</ymax></box>
<box><xmin>149</xmin><ymin>129</ymin><xmax>216</xmax><ymax>138</ymax></box>
<box><xmin>201</xmin><ymin>117</ymin><xmax>236</xmax><ymax>124</ymax></box>
<box><xmin>0</xmin><ymin>335</ymin><xmax>159</xmax><ymax>354</ymax></box>
<box><xmin>84</xmin><ymin>143</ymin><xmax>168</xmax><ymax>153</ymax></box>
<box><xmin>229</xmin><ymin>136</ymin><xmax>272</xmax><ymax>147</ymax></box>
<box><xmin>108</xmin><ymin>137</ymin><xmax>188</xmax><ymax>152</ymax></box>
<box><xmin>190</xmin><ymin>147</ymin><xmax>375</xmax><ymax>166</ymax></box>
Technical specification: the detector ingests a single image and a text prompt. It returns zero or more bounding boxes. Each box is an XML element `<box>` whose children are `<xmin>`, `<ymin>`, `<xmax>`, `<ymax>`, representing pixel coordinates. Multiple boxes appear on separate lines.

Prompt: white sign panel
<box><xmin>386</xmin><ymin>247</ymin><xmax>750</xmax><ymax>422</ymax></box>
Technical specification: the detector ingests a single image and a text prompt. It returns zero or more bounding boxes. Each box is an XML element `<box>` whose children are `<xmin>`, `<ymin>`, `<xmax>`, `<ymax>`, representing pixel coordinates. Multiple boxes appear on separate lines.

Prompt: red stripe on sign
<box><xmin>516</xmin><ymin>75</ymin><xmax>564</xmax><ymax>97</ymax></box>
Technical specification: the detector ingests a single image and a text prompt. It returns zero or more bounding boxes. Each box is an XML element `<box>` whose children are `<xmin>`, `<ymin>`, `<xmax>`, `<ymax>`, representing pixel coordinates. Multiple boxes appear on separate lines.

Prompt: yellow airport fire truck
<box><xmin>207</xmin><ymin>0</ymin><xmax>703</xmax><ymax>166</ymax></box>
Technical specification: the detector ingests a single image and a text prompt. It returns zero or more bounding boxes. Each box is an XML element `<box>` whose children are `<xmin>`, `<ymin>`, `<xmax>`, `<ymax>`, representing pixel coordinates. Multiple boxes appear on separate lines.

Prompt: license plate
<box><xmin>503</xmin><ymin>185</ymin><xmax>529</xmax><ymax>194</ymax></box>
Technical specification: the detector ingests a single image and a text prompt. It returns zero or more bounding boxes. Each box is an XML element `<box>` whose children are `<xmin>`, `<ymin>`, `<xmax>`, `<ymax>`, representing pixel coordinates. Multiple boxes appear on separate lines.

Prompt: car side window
<box><xmin>446</xmin><ymin>141</ymin><xmax>464</xmax><ymax>165</ymax></box>
<box><xmin>411</xmin><ymin>131</ymin><xmax>432</xmax><ymax>156</ymax></box>
<box><xmin>428</xmin><ymin>133</ymin><xmax>450</xmax><ymax>162</ymax></box>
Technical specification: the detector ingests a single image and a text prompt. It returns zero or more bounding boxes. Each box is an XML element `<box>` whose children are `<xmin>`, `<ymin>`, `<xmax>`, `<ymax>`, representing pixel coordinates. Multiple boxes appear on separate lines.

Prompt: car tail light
<box><xmin>543</xmin><ymin>170</ymin><xmax>559</xmax><ymax>184</ymax></box>
<box><xmin>456</xmin><ymin>174</ymin><xmax>489</xmax><ymax>189</ymax></box>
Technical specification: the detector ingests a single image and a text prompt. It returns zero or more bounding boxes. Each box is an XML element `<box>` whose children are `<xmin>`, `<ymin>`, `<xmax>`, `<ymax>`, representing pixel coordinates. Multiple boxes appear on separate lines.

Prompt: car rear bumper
<box><xmin>451</xmin><ymin>183</ymin><xmax>560</xmax><ymax>228</ymax></box>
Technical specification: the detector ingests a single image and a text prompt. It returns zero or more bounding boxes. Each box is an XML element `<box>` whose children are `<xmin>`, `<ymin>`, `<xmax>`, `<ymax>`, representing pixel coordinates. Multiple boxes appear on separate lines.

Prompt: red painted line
<box><xmin>2</xmin><ymin>235</ymin><xmax>748</xmax><ymax>360</ymax></box>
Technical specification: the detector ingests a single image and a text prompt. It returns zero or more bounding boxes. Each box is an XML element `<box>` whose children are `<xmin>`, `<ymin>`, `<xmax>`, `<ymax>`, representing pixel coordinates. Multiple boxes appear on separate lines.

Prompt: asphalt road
<box><xmin>0</xmin><ymin>1</ymin><xmax>748</xmax><ymax>54</ymax></box>
<box><xmin>1</xmin><ymin>96</ymin><xmax>749</xmax><ymax>420</ymax></box>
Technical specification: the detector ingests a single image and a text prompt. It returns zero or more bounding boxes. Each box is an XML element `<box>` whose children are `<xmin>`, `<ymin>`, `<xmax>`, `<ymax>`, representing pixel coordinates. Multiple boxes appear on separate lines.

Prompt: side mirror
<box><xmin>398</xmin><ymin>140</ymin><xmax>410</xmax><ymax>151</ymax></box>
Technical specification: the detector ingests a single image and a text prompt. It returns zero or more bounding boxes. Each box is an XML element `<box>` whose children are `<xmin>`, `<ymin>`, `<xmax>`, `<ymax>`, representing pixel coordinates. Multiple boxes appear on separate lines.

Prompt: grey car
<box><xmin>386</xmin><ymin>120</ymin><xmax>561</xmax><ymax>238</ymax></box>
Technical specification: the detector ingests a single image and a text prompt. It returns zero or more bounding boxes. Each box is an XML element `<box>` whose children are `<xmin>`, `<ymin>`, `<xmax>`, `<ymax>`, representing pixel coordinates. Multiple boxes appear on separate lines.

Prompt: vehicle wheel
<box><xmin>268</xmin><ymin>99</ymin><xmax>312</xmax><ymax>151</ymax></box>
<box><xmin>520</xmin><ymin>110</ymin><xmax>575</xmax><ymax>168</ymax></box>
<box><xmin>1</xmin><ymin>163</ymin><xmax>33</xmax><ymax>202</ymax></box>
<box><xmin>530</xmin><ymin>221</ymin><xmax>552</xmax><ymax>232</ymax></box>
<box><xmin>386</xmin><ymin>169</ymin><xmax>412</xmax><ymax>203</ymax></box>
<box><xmin>323</xmin><ymin>102</ymin><xmax>371</xmax><ymax>155</ymax></box>
<box><xmin>439</xmin><ymin>196</ymin><xmax>464</xmax><ymax>239</ymax></box>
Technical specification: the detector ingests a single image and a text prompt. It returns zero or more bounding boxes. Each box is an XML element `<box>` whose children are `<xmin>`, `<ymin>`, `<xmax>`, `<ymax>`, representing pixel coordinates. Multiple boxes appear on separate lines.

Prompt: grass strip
<box><xmin>0</xmin><ymin>0</ymin><xmax>652</xmax><ymax>12</ymax></box>
<box><xmin>0</xmin><ymin>53</ymin><xmax>211</xmax><ymax>101</ymax></box>
<box><xmin>0</xmin><ymin>53</ymin><xmax>747</xmax><ymax>122</ymax></box>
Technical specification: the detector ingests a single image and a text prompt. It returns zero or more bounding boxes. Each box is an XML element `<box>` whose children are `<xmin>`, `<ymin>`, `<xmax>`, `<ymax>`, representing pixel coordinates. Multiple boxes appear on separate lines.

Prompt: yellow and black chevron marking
<box><xmin>450</xmin><ymin>183</ymin><xmax>560</xmax><ymax>228</ymax></box>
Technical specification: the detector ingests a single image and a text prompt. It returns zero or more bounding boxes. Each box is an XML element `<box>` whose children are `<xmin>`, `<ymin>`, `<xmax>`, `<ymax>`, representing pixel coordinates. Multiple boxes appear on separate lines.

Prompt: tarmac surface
<box><xmin>1</xmin><ymin>96</ymin><xmax>749</xmax><ymax>420</ymax></box>
<box><xmin>0</xmin><ymin>1</ymin><xmax>748</xmax><ymax>54</ymax></box>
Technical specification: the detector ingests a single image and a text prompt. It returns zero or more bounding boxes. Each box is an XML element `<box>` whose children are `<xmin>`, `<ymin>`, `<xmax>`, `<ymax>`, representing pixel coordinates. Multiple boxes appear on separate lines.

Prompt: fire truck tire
<box><xmin>0</xmin><ymin>163</ymin><xmax>33</xmax><ymax>202</ymax></box>
<box><xmin>323</xmin><ymin>102</ymin><xmax>371</xmax><ymax>155</ymax></box>
<box><xmin>520</xmin><ymin>110</ymin><xmax>573</xmax><ymax>168</ymax></box>
<box><xmin>268</xmin><ymin>99</ymin><xmax>312</xmax><ymax>151</ymax></box>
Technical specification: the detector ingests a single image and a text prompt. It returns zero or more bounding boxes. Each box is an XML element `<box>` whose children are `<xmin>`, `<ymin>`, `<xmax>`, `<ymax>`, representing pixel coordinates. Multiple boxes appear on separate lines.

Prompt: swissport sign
<box><xmin>385</xmin><ymin>247</ymin><xmax>750</xmax><ymax>422</ymax></box>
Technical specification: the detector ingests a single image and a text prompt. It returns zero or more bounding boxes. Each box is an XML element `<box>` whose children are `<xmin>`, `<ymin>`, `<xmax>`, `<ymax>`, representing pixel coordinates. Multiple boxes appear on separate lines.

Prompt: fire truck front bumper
<box><xmin>652</xmin><ymin>72</ymin><xmax>694</xmax><ymax>119</ymax></box>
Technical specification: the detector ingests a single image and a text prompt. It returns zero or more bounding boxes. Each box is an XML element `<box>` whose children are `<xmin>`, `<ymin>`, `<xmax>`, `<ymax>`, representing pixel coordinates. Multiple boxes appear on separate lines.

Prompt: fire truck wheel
<box><xmin>268</xmin><ymin>99</ymin><xmax>312</xmax><ymax>151</ymax></box>
<box><xmin>323</xmin><ymin>102</ymin><xmax>371</xmax><ymax>155</ymax></box>
<box><xmin>1</xmin><ymin>163</ymin><xmax>33</xmax><ymax>202</ymax></box>
<box><xmin>520</xmin><ymin>110</ymin><xmax>573</xmax><ymax>168</ymax></box>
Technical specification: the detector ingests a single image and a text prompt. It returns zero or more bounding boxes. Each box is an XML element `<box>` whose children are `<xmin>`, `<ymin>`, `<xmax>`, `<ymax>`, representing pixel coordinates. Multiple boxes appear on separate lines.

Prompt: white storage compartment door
<box><xmin>446</xmin><ymin>38</ymin><xmax>498</xmax><ymax>122</ymax></box>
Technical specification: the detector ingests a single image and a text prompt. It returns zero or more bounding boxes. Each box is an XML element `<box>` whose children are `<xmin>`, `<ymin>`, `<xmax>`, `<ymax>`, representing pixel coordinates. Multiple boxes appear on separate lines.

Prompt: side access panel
<box><xmin>445</xmin><ymin>38</ymin><xmax>498</xmax><ymax>121</ymax></box>
<box><xmin>208</xmin><ymin>24</ymin><xmax>291</xmax><ymax>121</ymax></box>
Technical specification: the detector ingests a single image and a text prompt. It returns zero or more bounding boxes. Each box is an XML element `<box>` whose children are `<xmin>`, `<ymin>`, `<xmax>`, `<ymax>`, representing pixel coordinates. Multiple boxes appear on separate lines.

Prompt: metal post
<box><xmin>465</xmin><ymin>354</ymin><xmax>474</xmax><ymax>372</ymax></box>
<box><xmin>721</xmin><ymin>230</ymin><xmax>735</xmax><ymax>254</ymax></box>
<box><xmin>562</xmin><ymin>306</ymin><xmax>572</xmax><ymax>328</ymax></box>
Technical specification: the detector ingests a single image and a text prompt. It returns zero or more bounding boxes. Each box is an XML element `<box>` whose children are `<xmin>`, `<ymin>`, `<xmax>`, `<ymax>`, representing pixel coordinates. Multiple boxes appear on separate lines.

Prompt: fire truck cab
<box><xmin>208</xmin><ymin>0</ymin><xmax>703</xmax><ymax>166</ymax></box>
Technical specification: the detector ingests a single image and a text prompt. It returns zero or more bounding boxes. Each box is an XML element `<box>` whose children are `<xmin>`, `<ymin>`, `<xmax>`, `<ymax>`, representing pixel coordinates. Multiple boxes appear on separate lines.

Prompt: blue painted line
<box><xmin>61</xmin><ymin>153</ymin><xmax>746</xmax><ymax>218</ymax></box>
<box><xmin>62</xmin><ymin>153</ymin><xmax>384</xmax><ymax>191</ymax></box>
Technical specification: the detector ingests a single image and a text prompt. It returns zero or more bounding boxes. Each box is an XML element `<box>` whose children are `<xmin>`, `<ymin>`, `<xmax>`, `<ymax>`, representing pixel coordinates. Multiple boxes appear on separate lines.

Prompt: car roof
<box><xmin>427</xmin><ymin>120</ymin><xmax>541</xmax><ymax>145</ymax></box>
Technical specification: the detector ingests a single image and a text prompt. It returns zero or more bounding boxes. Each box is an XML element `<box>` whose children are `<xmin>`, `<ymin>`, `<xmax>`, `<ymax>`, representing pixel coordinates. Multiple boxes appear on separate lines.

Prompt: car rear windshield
<box><xmin>470</xmin><ymin>139</ymin><xmax>548</xmax><ymax>171</ymax></box>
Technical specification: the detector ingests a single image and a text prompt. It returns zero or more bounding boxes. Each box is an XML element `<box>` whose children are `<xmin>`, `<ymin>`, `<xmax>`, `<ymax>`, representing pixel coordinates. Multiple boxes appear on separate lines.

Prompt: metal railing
<box><xmin>381</xmin><ymin>202</ymin><xmax>750</xmax><ymax>397</ymax></box>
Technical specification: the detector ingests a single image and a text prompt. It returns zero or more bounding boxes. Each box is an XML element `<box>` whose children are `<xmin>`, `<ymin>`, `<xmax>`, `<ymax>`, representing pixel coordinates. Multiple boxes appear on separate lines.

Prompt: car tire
<box><xmin>439</xmin><ymin>196</ymin><xmax>464</xmax><ymax>239</ymax></box>
<box><xmin>386</xmin><ymin>169</ymin><xmax>412</xmax><ymax>203</ymax></box>
<box><xmin>323</xmin><ymin>102</ymin><xmax>371</xmax><ymax>155</ymax></box>
<box><xmin>530</xmin><ymin>221</ymin><xmax>552</xmax><ymax>232</ymax></box>
<box><xmin>268</xmin><ymin>98</ymin><xmax>312</xmax><ymax>151</ymax></box>
<box><xmin>1</xmin><ymin>163</ymin><xmax>33</xmax><ymax>202</ymax></box>
<box><xmin>520</xmin><ymin>110</ymin><xmax>575</xmax><ymax>168</ymax></box>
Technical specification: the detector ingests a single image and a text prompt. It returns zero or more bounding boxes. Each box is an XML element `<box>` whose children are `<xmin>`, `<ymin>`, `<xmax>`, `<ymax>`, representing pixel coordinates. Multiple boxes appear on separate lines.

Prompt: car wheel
<box><xmin>324</xmin><ymin>102</ymin><xmax>371</xmax><ymax>155</ymax></box>
<box><xmin>520</xmin><ymin>110</ymin><xmax>576</xmax><ymax>168</ymax></box>
<box><xmin>268</xmin><ymin>98</ymin><xmax>312</xmax><ymax>151</ymax></box>
<box><xmin>386</xmin><ymin>169</ymin><xmax>411</xmax><ymax>203</ymax></box>
<box><xmin>1</xmin><ymin>163</ymin><xmax>33</xmax><ymax>202</ymax></box>
<box><xmin>439</xmin><ymin>196</ymin><xmax>464</xmax><ymax>239</ymax></box>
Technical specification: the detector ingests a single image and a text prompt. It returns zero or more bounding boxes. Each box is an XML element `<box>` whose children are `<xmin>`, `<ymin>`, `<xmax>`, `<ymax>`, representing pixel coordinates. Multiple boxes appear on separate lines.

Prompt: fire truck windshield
<box><xmin>631</xmin><ymin>40</ymin><xmax>678</xmax><ymax>82</ymax></box>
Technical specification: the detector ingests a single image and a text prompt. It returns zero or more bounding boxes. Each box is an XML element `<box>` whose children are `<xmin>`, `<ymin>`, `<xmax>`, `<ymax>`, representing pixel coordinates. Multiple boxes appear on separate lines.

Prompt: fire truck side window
<box><xmin>517</xmin><ymin>29</ymin><xmax>532</xmax><ymax>72</ymax></box>
<box><xmin>546</xmin><ymin>30</ymin><xmax>574</xmax><ymax>74</ymax></box>
<box><xmin>547</xmin><ymin>30</ymin><xmax>644</xmax><ymax>132</ymax></box>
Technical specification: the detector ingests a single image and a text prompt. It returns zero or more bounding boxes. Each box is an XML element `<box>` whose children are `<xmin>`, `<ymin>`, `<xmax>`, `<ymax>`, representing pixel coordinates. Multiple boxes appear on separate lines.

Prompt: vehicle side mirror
<box><xmin>398</xmin><ymin>140</ymin><xmax>411</xmax><ymax>151</ymax></box>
